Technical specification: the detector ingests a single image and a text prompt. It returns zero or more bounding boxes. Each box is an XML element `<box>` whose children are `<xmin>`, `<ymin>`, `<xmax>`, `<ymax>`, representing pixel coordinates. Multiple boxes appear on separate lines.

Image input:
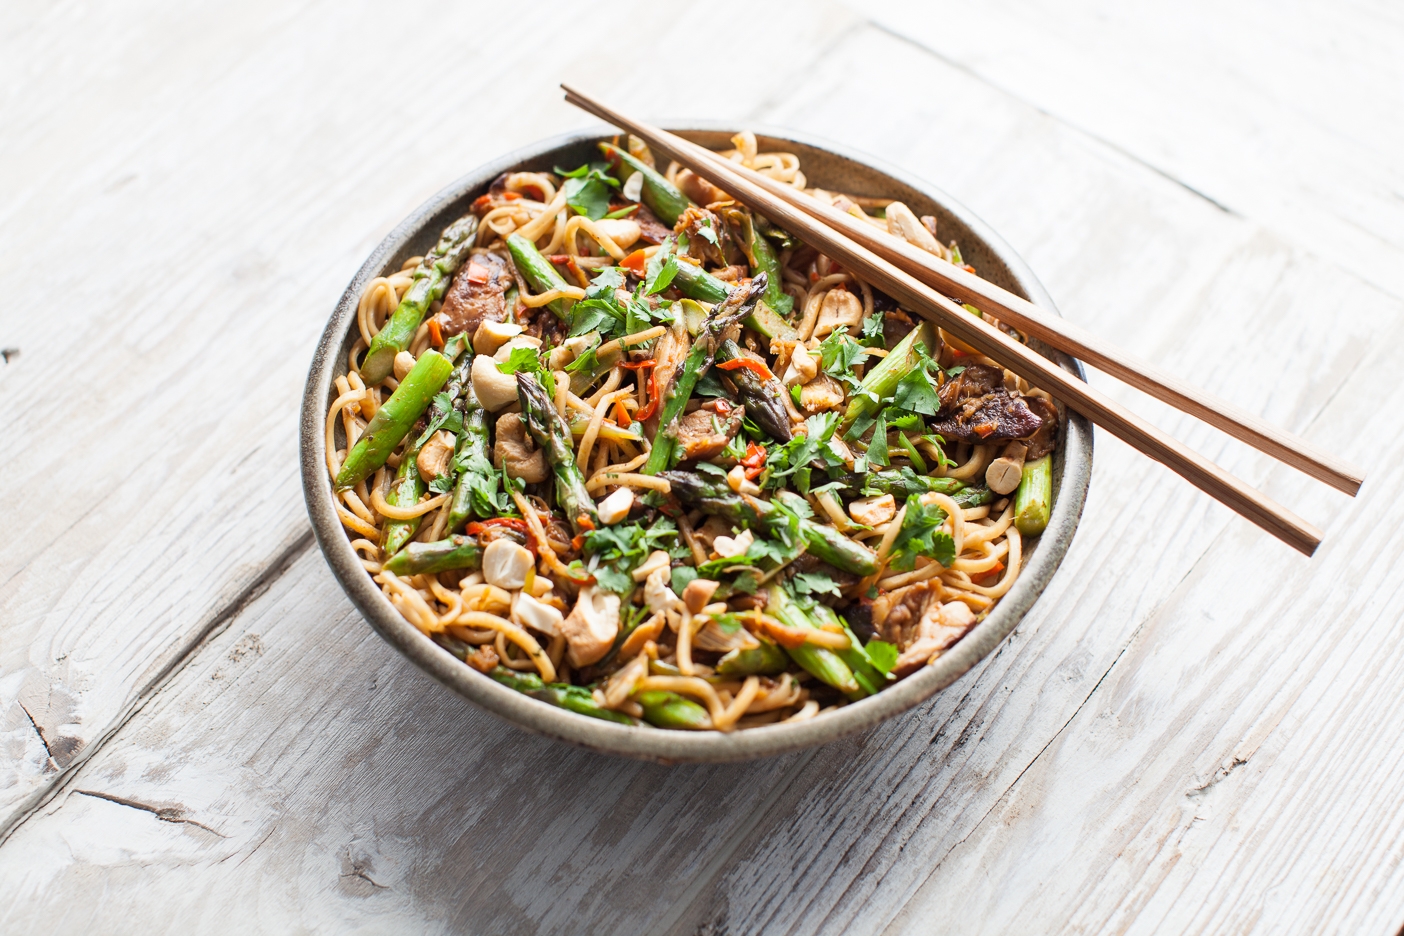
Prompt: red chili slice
<box><xmin>716</xmin><ymin>358</ymin><xmax>775</xmax><ymax>381</ymax></box>
<box><xmin>465</xmin><ymin>261</ymin><xmax>491</xmax><ymax>285</ymax></box>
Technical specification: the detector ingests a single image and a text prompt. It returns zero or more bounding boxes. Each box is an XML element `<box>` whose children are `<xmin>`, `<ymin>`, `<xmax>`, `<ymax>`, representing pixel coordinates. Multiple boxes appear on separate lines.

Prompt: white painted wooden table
<box><xmin>3</xmin><ymin>2</ymin><xmax>1402</xmax><ymax>932</ymax></box>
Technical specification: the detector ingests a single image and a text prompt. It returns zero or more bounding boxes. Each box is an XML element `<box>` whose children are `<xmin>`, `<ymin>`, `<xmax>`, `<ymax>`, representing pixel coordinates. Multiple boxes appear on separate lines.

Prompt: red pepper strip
<box><xmin>465</xmin><ymin>261</ymin><xmax>491</xmax><ymax>285</ymax></box>
<box><xmin>740</xmin><ymin>441</ymin><xmax>766</xmax><ymax>480</ymax></box>
<box><xmin>471</xmin><ymin>194</ymin><xmax>494</xmax><ymax>213</ymax></box>
<box><xmin>635</xmin><ymin>367</ymin><xmax>660</xmax><ymax>421</ymax></box>
<box><xmin>613</xmin><ymin>399</ymin><xmax>632</xmax><ymax>428</ymax></box>
<box><xmin>759</xmin><ymin>617</ymin><xmax>811</xmax><ymax>650</ymax></box>
<box><xmin>621</xmin><ymin>249</ymin><xmax>647</xmax><ymax>274</ymax></box>
<box><xmin>502</xmin><ymin>191</ymin><xmax>522</xmax><ymax>201</ymax></box>
<box><xmin>972</xmin><ymin>422</ymin><xmax>998</xmax><ymax>438</ymax></box>
<box><xmin>716</xmin><ymin>358</ymin><xmax>775</xmax><ymax>381</ymax></box>
<box><xmin>571</xmin><ymin>534</ymin><xmax>585</xmax><ymax>552</ymax></box>
<box><xmin>713</xmin><ymin>398</ymin><xmax>732</xmax><ymax>416</ymax></box>
<box><xmin>426</xmin><ymin>317</ymin><xmax>444</xmax><ymax>349</ymax></box>
<box><xmin>972</xmin><ymin>562</ymin><xmax>1005</xmax><ymax>585</ymax></box>
<box><xmin>577</xmin><ymin>515</ymin><xmax>595</xmax><ymax>533</ymax></box>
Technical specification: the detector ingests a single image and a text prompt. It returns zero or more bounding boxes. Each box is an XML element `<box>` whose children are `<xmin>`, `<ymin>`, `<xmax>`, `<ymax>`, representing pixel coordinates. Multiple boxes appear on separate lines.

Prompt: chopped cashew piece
<box><xmin>781</xmin><ymin>347</ymin><xmax>819</xmax><ymax>387</ymax></box>
<box><xmin>415</xmin><ymin>429</ymin><xmax>456</xmax><ymax>483</ymax></box>
<box><xmin>726</xmin><ymin>465</ymin><xmax>761</xmax><ymax>496</ymax></box>
<box><xmin>594</xmin><ymin>218</ymin><xmax>642</xmax><ymax>250</ymax></box>
<box><xmin>644</xmin><ymin>566</ymin><xmax>679</xmax><ymax>614</ymax></box>
<box><xmin>393</xmin><ymin>350</ymin><xmax>417</xmax><ymax>381</ymax></box>
<box><xmin>472</xmin><ymin>320</ymin><xmax>522</xmax><ymax>357</ymax></box>
<box><xmin>514</xmin><ymin>591</ymin><xmax>564</xmax><ymax>637</ymax></box>
<box><xmin>471</xmin><ymin>354</ymin><xmax>521</xmax><ymax>411</ymax></box>
<box><xmin>813</xmin><ymin>289</ymin><xmax>863</xmax><ymax>338</ymax></box>
<box><xmin>631</xmin><ymin>549</ymin><xmax>672</xmax><ymax>583</ymax></box>
<box><xmin>849</xmin><ymin>493</ymin><xmax>897</xmax><ymax>527</ymax></box>
<box><xmin>482</xmin><ymin>539</ymin><xmax>533</xmax><ymax>590</ymax></box>
<box><xmin>886</xmin><ymin>201</ymin><xmax>942</xmax><ymax>255</ymax></box>
<box><xmin>682</xmin><ymin>578</ymin><xmax>721</xmax><ymax>614</ymax></box>
<box><xmin>985</xmin><ymin>441</ymin><xmax>1028</xmax><ymax>496</ymax></box>
<box><xmin>597</xmin><ymin>487</ymin><xmax>635</xmax><ymax>525</ymax></box>
<box><xmin>560</xmin><ymin>586</ymin><xmax>621</xmax><ymax>667</ymax></box>
<box><xmin>712</xmin><ymin>528</ymin><xmax>754</xmax><ymax>559</ymax></box>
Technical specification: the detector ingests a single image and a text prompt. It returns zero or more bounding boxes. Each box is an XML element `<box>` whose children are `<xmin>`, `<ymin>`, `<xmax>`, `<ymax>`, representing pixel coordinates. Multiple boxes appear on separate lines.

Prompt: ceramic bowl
<box><xmin>300</xmin><ymin>125</ymin><xmax>1092</xmax><ymax>763</ymax></box>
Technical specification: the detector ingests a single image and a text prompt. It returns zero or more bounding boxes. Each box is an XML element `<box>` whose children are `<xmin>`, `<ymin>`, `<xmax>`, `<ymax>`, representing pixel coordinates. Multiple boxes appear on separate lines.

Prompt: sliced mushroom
<box><xmin>492</xmin><ymin>413</ymin><xmax>548</xmax><ymax>483</ymax></box>
<box><xmin>886</xmin><ymin>201</ymin><xmax>941</xmax><ymax>255</ymax></box>
<box><xmin>813</xmin><ymin>289</ymin><xmax>863</xmax><ymax>338</ymax></box>
<box><xmin>597</xmin><ymin>487</ymin><xmax>635</xmax><ymax>526</ymax></box>
<box><xmin>692</xmin><ymin>620</ymin><xmax>760</xmax><ymax>653</ymax></box>
<box><xmin>415</xmin><ymin>429</ymin><xmax>457</xmax><ymax>483</ymax></box>
<box><xmin>675</xmin><ymin>168</ymin><xmax>729</xmax><ymax>207</ymax></box>
<box><xmin>471</xmin><ymin>354</ymin><xmax>520</xmax><ymax>412</ymax></box>
<box><xmin>848</xmin><ymin>493</ymin><xmax>897</xmax><ymax>527</ymax></box>
<box><xmin>482</xmin><ymin>539</ymin><xmax>533</xmax><ymax>590</ymax></box>
<box><xmin>799</xmin><ymin>374</ymin><xmax>846</xmax><ymax>413</ymax></box>
<box><xmin>560</xmin><ymin>585</ymin><xmax>621</xmax><ymax>667</ymax></box>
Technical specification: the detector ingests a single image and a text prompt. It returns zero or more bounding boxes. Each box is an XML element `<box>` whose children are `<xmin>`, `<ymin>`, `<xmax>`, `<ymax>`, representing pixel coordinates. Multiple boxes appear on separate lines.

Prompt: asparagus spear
<box><xmin>661</xmin><ymin>471</ymin><xmax>878</xmax><ymax>576</ymax></box>
<box><xmin>381</xmin><ymin>447</ymin><xmax>428</xmax><ymax>555</ymax></box>
<box><xmin>599</xmin><ymin>142</ymin><xmax>691</xmax><ymax>226</ymax></box>
<box><xmin>447</xmin><ymin>389</ymin><xmax>498</xmax><ymax>531</ymax></box>
<box><xmin>671</xmin><ymin>263</ymin><xmax>794</xmax><ymax>340</ymax></box>
<box><xmin>840</xmin><ymin>468</ymin><xmax>965</xmax><ymax>499</ymax></box>
<box><xmin>714</xmin><ymin>338</ymin><xmax>793</xmax><ymax>443</ymax></box>
<box><xmin>488</xmin><ymin>667</ymin><xmax>635</xmax><ymax>726</ymax></box>
<box><xmin>643</xmin><ymin>277</ymin><xmax>768</xmax><ymax>475</ymax></box>
<box><xmin>506</xmin><ymin>232</ymin><xmax>571</xmax><ymax>320</ymax></box>
<box><xmin>361</xmin><ymin>214</ymin><xmax>479</xmax><ymax>385</ymax></box>
<box><xmin>810</xmin><ymin>603</ymin><xmax>886</xmax><ymax>697</ymax></box>
<box><xmin>336</xmin><ymin>350</ymin><xmax>453</xmax><ymax>490</ymax></box>
<box><xmin>632</xmin><ymin>689</ymin><xmax>712</xmax><ymax>729</ymax></box>
<box><xmin>743</xmin><ymin>216</ymin><xmax>794</xmax><ymax>317</ymax></box>
<box><xmin>716</xmin><ymin>640</ymin><xmax>789</xmax><ymax>676</ymax></box>
<box><xmin>1013</xmin><ymin>454</ymin><xmax>1052</xmax><ymax>536</ymax></box>
<box><xmin>516</xmin><ymin>372</ymin><xmax>598</xmax><ymax>532</ymax></box>
<box><xmin>767</xmin><ymin>585</ymin><xmax>864</xmax><ymax>700</ymax></box>
<box><xmin>382</xmin><ymin>534</ymin><xmax>483</xmax><ymax>576</ymax></box>
<box><xmin>841</xmin><ymin>321</ymin><xmax>937</xmax><ymax>431</ymax></box>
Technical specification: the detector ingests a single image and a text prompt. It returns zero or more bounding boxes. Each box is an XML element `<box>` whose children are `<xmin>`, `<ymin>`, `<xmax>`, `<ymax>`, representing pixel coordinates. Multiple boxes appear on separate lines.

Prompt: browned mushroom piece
<box><xmin>929</xmin><ymin>363</ymin><xmax>1046</xmax><ymax>444</ymax></box>
<box><xmin>492</xmin><ymin>412</ymin><xmax>548</xmax><ymax>484</ymax></box>
<box><xmin>433</xmin><ymin>250</ymin><xmax>513</xmax><ymax>338</ymax></box>
<box><xmin>674</xmin><ymin>399</ymin><xmax>745</xmax><ymax>462</ymax></box>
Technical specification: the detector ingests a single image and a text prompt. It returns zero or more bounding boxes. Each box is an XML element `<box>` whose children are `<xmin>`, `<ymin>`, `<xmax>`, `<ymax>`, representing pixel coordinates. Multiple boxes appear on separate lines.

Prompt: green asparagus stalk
<box><xmin>632</xmin><ymin>689</ymin><xmax>712</xmax><ymax>729</ymax></box>
<box><xmin>842</xmin><ymin>468</ymin><xmax>966</xmax><ymax>499</ymax></box>
<box><xmin>714</xmin><ymin>338</ymin><xmax>792</xmax><ymax>442</ymax></box>
<box><xmin>382</xmin><ymin>534</ymin><xmax>483</xmax><ymax>576</ymax></box>
<box><xmin>516</xmin><ymin>372</ymin><xmax>598</xmax><ymax>532</ymax></box>
<box><xmin>745</xmin><ymin>220</ymin><xmax>794</xmax><ymax>317</ymax></box>
<box><xmin>810</xmin><ymin>603</ymin><xmax>886</xmax><ymax>697</ymax></box>
<box><xmin>716</xmin><ymin>640</ymin><xmax>789</xmax><ymax>677</ymax></box>
<box><xmin>661</xmin><ymin>471</ymin><xmax>878</xmax><ymax>576</ymax></box>
<box><xmin>671</xmin><ymin>263</ymin><xmax>794</xmax><ymax>339</ymax></box>
<box><xmin>953</xmin><ymin>485</ymin><xmax>996</xmax><ymax>510</ymax></box>
<box><xmin>447</xmin><ymin>390</ymin><xmax>499</xmax><ymax>531</ymax></box>
<box><xmin>767</xmin><ymin>585</ymin><xmax>863</xmax><ymax>700</ymax></box>
<box><xmin>336</xmin><ymin>350</ymin><xmax>453</xmax><ymax>490</ymax></box>
<box><xmin>643</xmin><ymin>277</ymin><xmax>767</xmax><ymax>475</ymax></box>
<box><xmin>488</xmin><ymin>667</ymin><xmax>635</xmax><ymax>725</ymax></box>
<box><xmin>361</xmin><ymin>214</ymin><xmax>479</xmax><ymax>385</ymax></box>
<box><xmin>599</xmin><ymin>142</ymin><xmax>691</xmax><ymax>226</ymax></box>
<box><xmin>381</xmin><ymin>447</ymin><xmax>427</xmax><ymax>555</ymax></box>
<box><xmin>841</xmin><ymin>321</ymin><xmax>937</xmax><ymax>431</ymax></box>
<box><xmin>506</xmin><ymin>232</ymin><xmax>571</xmax><ymax>320</ymax></box>
<box><xmin>1013</xmin><ymin>455</ymin><xmax>1052</xmax><ymax>536</ymax></box>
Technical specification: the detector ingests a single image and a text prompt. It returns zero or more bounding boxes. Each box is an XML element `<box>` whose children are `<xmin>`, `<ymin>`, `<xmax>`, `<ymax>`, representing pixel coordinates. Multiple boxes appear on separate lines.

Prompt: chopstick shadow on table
<box><xmin>562</xmin><ymin>84</ymin><xmax>1361</xmax><ymax>557</ymax></box>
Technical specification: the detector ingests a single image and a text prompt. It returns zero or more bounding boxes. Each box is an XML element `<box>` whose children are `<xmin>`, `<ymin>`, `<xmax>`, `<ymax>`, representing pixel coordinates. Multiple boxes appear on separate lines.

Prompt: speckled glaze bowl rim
<box><xmin>300</xmin><ymin>123</ymin><xmax>1092</xmax><ymax>763</ymax></box>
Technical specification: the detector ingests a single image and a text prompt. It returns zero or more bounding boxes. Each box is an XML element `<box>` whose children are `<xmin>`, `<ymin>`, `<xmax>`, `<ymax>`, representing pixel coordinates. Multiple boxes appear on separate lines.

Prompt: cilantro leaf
<box><xmin>888</xmin><ymin>495</ymin><xmax>955</xmax><ymax>572</ymax></box>
<box><xmin>555</xmin><ymin>162</ymin><xmax>620</xmax><ymax>221</ymax></box>
<box><xmin>497</xmin><ymin>345</ymin><xmax>553</xmax><ymax>398</ymax></box>
<box><xmin>866</xmin><ymin>410</ymin><xmax>889</xmax><ymax>467</ymax></box>
<box><xmin>819</xmin><ymin>326</ymin><xmax>864</xmax><ymax>389</ymax></box>
<box><xmin>864</xmin><ymin>639</ymin><xmax>899</xmax><ymax>675</ymax></box>
<box><xmin>792</xmin><ymin>571</ymin><xmax>841</xmax><ymax>600</ymax></box>
<box><xmin>581</xmin><ymin>519</ymin><xmax>679</xmax><ymax>595</ymax></box>
<box><xmin>892</xmin><ymin>361</ymin><xmax>941</xmax><ymax>415</ymax></box>
<box><xmin>861</xmin><ymin>309</ymin><xmax>886</xmax><ymax>345</ymax></box>
<box><xmin>644</xmin><ymin>239</ymin><xmax>680</xmax><ymax>295</ymax></box>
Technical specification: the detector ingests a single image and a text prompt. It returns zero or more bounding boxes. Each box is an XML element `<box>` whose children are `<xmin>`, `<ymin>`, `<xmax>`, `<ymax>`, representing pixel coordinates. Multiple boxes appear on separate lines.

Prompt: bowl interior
<box><xmin>301</xmin><ymin>125</ymin><xmax>1092</xmax><ymax>763</ymax></box>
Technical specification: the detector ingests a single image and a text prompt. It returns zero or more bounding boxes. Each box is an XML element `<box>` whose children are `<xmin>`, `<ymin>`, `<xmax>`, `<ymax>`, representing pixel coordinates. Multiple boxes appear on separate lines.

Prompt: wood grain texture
<box><xmin>0</xmin><ymin>0</ymin><xmax>859</xmax><ymax>835</ymax></box>
<box><xmin>2</xmin><ymin>4</ymin><xmax>1402</xmax><ymax>936</ymax></box>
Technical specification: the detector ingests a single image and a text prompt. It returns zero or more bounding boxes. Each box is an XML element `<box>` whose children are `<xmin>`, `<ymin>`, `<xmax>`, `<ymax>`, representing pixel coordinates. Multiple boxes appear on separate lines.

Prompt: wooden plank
<box><xmin>0</xmin><ymin>0</ymin><xmax>861</xmax><ymax>834</ymax></box>
<box><xmin>860</xmin><ymin>0</ymin><xmax>1404</xmax><ymax>299</ymax></box>
<box><xmin>4</xmin><ymin>19</ymin><xmax>1396</xmax><ymax>936</ymax></box>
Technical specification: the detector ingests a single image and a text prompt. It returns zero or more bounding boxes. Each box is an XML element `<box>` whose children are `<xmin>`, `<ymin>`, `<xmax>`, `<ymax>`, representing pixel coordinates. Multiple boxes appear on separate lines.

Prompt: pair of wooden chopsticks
<box><xmin>561</xmin><ymin>85</ymin><xmax>1363</xmax><ymax>556</ymax></box>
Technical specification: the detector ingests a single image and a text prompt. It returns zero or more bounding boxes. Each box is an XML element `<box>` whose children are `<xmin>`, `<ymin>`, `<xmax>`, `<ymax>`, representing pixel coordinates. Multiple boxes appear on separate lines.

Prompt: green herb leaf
<box><xmin>644</xmin><ymin>239</ymin><xmax>680</xmax><ymax>295</ymax></box>
<box><xmin>865</xmin><ymin>639</ymin><xmax>899</xmax><ymax>675</ymax></box>
<box><xmin>581</xmin><ymin>519</ymin><xmax>679</xmax><ymax>595</ymax></box>
<box><xmin>555</xmin><ymin>162</ymin><xmax>620</xmax><ymax>221</ymax></box>
<box><xmin>888</xmin><ymin>495</ymin><xmax>954</xmax><ymax>572</ymax></box>
<box><xmin>791</xmin><ymin>571</ymin><xmax>841</xmax><ymax>600</ymax></box>
<box><xmin>866</xmin><ymin>410</ymin><xmax>889</xmax><ymax>467</ymax></box>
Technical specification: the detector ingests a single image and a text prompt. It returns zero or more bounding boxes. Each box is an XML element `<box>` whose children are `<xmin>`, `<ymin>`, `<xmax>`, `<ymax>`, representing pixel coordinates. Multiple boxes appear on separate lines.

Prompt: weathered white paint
<box><xmin>1</xmin><ymin>2</ymin><xmax>1401</xmax><ymax>935</ymax></box>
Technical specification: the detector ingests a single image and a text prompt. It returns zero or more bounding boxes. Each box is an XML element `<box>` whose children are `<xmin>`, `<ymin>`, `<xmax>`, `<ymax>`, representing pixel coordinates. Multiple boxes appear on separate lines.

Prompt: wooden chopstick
<box><xmin>675</xmin><ymin>151</ymin><xmax>1363</xmax><ymax>499</ymax></box>
<box><xmin>561</xmin><ymin>86</ymin><xmax>1325</xmax><ymax>556</ymax></box>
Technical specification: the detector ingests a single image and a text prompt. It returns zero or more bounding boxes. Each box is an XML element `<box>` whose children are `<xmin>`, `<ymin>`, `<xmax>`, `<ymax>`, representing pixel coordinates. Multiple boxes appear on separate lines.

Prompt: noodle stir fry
<box><xmin>326</xmin><ymin>133</ymin><xmax>1060</xmax><ymax>731</ymax></box>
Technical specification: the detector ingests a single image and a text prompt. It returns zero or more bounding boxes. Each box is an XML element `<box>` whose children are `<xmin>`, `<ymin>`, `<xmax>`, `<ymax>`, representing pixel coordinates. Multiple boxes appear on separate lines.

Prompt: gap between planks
<box><xmin>0</xmin><ymin>529</ymin><xmax>314</xmax><ymax>846</ymax></box>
